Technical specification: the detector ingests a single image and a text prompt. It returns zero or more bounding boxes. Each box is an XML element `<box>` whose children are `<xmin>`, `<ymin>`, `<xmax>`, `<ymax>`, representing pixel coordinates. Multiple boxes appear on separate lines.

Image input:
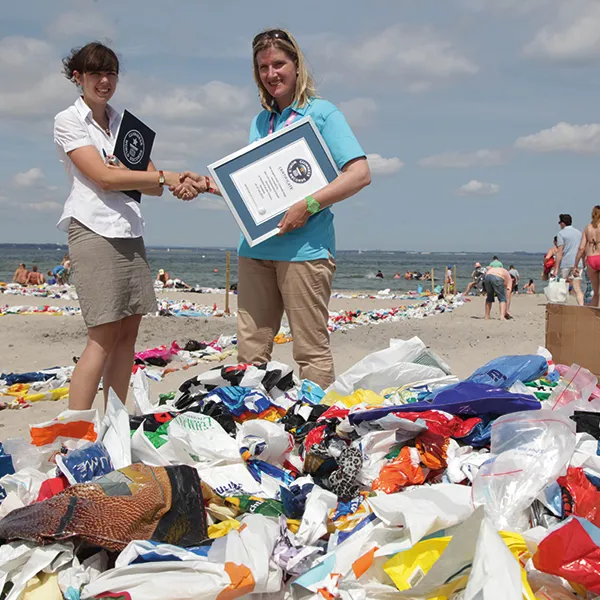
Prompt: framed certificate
<box><xmin>208</xmin><ymin>116</ymin><xmax>339</xmax><ymax>247</ymax></box>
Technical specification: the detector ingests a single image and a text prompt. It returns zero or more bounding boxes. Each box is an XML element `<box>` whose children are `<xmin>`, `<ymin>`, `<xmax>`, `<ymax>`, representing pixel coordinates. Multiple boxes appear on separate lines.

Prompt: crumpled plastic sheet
<box><xmin>2</xmin><ymin>339</ymin><xmax>600</xmax><ymax>599</ymax></box>
<box><xmin>0</xmin><ymin>283</ymin><xmax>78</xmax><ymax>300</ymax></box>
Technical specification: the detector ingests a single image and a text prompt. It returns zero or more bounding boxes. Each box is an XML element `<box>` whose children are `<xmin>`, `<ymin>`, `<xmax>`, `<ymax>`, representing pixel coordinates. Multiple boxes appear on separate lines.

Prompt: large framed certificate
<box><xmin>208</xmin><ymin>116</ymin><xmax>339</xmax><ymax>247</ymax></box>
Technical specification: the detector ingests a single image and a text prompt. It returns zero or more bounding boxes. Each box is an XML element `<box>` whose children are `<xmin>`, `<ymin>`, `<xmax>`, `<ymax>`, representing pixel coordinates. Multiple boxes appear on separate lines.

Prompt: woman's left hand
<box><xmin>277</xmin><ymin>199</ymin><xmax>310</xmax><ymax>236</ymax></box>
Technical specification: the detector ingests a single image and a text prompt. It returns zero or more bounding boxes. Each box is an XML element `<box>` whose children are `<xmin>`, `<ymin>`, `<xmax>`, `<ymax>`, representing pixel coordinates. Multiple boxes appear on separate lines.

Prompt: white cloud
<box><xmin>515</xmin><ymin>122</ymin><xmax>600</xmax><ymax>154</ymax></box>
<box><xmin>13</xmin><ymin>167</ymin><xmax>45</xmax><ymax>187</ymax></box>
<box><xmin>46</xmin><ymin>11</ymin><xmax>117</xmax><ymax>41</ymax></box>
<box><xmin>0</xmin><ymin>36</ymin><xmax>72</xmax><ymax>120</ymax></box>
<box><xmin>459</xmin><ymin>0</ymin><xmax>552</xmax><ymax>13</ymax></box>
<box><xmin>523</xmin><ymin>0</ymin><xmax>600</xmax><ymax>61</ymax></box>
<box><xmin>339</xmin><ymin>98</ymin><xmax>378</xmax><ymax>128</ymax></box>
<box><xmin>23</xmin><ymin>201</ymin><xmax>62</xmax><ymax>213</ymax></box>
<box><xmin>418</xmin><ymin>149</ymin><xmax>506</xmax><ymax>168</ymax></box>
<box><xmin>316</xmin><ymin>24</ymin><xmax>478</xmax><ymax>92</ymax></box>
<box><xmin>457</xmin><ymin>179</ymin><xmax>500</xmax><ymax>196</ymax></box>
<box><xmin>367</xmin><ymin>154</ymin><xmax>404</xmax><ymax>175</ymax></box>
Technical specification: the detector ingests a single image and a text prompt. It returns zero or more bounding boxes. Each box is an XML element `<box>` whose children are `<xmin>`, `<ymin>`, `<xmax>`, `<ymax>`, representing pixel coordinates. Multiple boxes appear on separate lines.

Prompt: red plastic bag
<box><xmin>415</xmin><ymin>431</ymin><xmax>449</xmax><ymax>470</ymax></box>
<box><xmin>372</xmin><ymin>446</ymin><xmax>425</xmax><ymax>493</ymax></box>
<box><xmin>533</xmin><ymin>516</ymin><xmax>600</xmax><ymax>594</ymax></box>
<box><xmin>558</xmin><ymin>467</ymin><xmax>600</xmax><ymax>527</ymax></box>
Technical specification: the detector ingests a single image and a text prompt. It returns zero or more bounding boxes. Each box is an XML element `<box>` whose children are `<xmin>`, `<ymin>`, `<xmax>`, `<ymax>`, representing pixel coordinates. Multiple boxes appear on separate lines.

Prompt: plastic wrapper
<box><xmin>29</xmin><ymin>410</ymin><xmax>100</xmax><ymax>449</ymax></box>
<box><xmin>0</xmin><ymin>464</ymin><xmax>208</xmax><ymax>552</ymax></box>
<box><xmin>547</xmin><ymin>364</ymin><xmax>599</xmax><ymax>415</ymax></box>
<box><xmin>533</xmin><ymin>516</ymin><xmax>600</xmax><ymax>594</ymax></box>
<box><xmin>472</xmin><ymin>409</ymin><xmax>576</xmax><ymax>531</ymax></box>
<box><xmin>236</xmin><ymin>420</ymin><xmax>294</xmax><ymax>465</ymax></box>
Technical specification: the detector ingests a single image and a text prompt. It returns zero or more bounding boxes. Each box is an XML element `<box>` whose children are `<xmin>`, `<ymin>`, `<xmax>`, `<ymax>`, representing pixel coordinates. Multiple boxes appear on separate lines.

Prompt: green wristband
<box><xmin>306</xmin><ymin>195</ymin><xmax>321</xmax><ymax>215</ymax></box>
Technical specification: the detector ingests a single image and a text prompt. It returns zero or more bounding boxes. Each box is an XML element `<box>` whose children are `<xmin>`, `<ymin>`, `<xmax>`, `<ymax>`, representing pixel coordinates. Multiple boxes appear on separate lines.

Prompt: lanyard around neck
<box><xmin>268</xmin><ymin>110</ymin><xmax>298</xmax><ymax>135</ymax></box>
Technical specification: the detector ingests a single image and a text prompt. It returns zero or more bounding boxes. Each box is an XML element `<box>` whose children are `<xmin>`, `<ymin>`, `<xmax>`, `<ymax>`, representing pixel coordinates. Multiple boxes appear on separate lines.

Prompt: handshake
<box><xmin>168</xmin><ymin>171</ymin><xmax>218</xmax><ymax>202</ymax></box>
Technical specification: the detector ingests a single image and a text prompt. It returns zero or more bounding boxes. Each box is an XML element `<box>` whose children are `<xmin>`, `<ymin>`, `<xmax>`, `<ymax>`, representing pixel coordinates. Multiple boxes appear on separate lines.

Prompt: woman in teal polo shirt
<box><xmin>175</xmin><ymin>29</ymin><xmax>370</xmax><ymax>388</ymax></box>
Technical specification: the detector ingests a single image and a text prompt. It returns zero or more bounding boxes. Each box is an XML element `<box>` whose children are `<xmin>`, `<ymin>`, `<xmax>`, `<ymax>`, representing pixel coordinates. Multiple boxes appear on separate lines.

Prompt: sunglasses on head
<box><xmin>252</xmin><ymin>29</ymin><xmax>291</xmax><ymax>48</ymax></box>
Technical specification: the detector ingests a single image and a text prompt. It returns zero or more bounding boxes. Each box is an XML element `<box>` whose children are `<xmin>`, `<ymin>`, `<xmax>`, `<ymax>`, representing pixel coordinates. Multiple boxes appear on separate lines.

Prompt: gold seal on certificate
<box><xmin>208</xmin><ymin>116</ymin><xmax>339</xmax><ymax>247</ymax></box>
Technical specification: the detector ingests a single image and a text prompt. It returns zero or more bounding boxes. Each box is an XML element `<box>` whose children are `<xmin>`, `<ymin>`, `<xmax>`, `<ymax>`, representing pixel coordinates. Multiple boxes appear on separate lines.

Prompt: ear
<box><xmin>73</xmin><ymin>70</ymin><xmax>82</xmax><ymax>85</ymax></box>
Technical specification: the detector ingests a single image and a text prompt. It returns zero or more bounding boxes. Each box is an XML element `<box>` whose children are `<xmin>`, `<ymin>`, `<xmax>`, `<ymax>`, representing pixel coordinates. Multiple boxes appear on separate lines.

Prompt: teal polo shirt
<box><xmin>237</xmin><ymin>98</ymin><xmax>365</xmax><ymax>262</ymax></box>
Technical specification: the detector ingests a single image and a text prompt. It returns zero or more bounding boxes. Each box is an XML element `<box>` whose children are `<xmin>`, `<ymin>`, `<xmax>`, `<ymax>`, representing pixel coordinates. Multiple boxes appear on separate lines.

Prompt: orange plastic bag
<box><xmin>372</xmin><ymin>446</ymin><xmax>425</xmax><ymax>493</ymax></box>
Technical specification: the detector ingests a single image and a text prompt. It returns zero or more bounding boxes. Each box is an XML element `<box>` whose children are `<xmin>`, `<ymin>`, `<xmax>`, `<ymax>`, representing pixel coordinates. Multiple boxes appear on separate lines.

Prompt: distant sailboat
<box><xmin>358</xmin><ymin>248</ymin><xmax>363</xmax><ymax>255</ymax></box>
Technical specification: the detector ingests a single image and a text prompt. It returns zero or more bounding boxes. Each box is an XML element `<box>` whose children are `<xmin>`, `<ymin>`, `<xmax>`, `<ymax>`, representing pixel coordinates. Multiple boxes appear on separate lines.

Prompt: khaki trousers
<box><xmin>237</xmin><ymin>256</ymin><xmax>336</xmax><ymax>388</ymax></box>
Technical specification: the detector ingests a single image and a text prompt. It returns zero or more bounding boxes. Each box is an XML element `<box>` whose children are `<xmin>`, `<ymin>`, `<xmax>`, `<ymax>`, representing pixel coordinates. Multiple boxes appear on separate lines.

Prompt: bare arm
<box><xmin>575</xmin><ymin>228</ymin><xmax>588</xmax><ymax>271</ymax></box>
<box><xmin>553</xmin><ymin>246</ymin><xmax>564</xmax><ymax>275</ymax></box>
<box><xmin>69</xmin><ymin>146</ymin><xmax>180</xmax><ymax>191</ymax></box>
<box><xmin>143</xmin><ymin>160</ymin><xmax>164</xmax><ymax>197</ymax></box>
<box><xmin>12</xmin><ymin>270</ymin><xmax>18</xmax><ymax>283</ymax></box>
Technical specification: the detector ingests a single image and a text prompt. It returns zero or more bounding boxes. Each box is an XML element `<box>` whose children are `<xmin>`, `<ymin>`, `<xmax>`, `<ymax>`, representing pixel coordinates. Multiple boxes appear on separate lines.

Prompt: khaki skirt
<box><xmin>68</xmin><ymin>219</ymin><xmax>156</xmax><ymax>328</ymax></box>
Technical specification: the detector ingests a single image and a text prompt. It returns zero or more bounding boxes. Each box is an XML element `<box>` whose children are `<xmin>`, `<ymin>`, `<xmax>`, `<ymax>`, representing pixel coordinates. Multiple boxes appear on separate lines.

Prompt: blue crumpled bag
<box><xmin>467</xmin><ymin>355</ymin><xmax>548</xmax><ymax>389</ymax></box>
<box><xmin>349</xmin><ymin>382</ymin><xmax>540</xmax><ymax>426</ymax></box>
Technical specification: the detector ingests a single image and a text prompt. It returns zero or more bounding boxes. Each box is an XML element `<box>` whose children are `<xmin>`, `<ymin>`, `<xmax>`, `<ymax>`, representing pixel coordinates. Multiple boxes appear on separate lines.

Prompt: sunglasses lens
<box><xmin>253</xmin><ymin>30</ymin><xmax>290</xmax><ymax>47</ymax></box>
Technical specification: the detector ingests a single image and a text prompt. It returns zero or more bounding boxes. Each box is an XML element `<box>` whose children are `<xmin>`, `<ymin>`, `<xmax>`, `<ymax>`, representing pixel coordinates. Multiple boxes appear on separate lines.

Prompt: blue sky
<box><xmin>1</xmin><ymin>0</ymin><xmax>600</xmax><ymax>252</ymax></box>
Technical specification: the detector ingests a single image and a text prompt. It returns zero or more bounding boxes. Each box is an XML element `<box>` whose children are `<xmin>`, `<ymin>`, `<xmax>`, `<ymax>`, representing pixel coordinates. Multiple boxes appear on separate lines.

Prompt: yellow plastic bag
<box><xmin>321</xmin><ymin>389</ymin><xmax>385</xmax><ymax>408</ymax></box>
<box><xmin>208</xmin><ymin>518</ymin><xmax>241</xmax><ymax>539</ymax></box>
<box><xmin>384</xmin><ymin>532</ymin><xmax>536</xmax><ymax>599</ymax></box>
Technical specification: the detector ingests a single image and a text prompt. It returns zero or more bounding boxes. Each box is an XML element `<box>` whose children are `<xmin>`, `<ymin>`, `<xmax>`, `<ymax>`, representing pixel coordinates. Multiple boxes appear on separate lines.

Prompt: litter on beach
<box><xmin>1</xmin><ymin>336</ymin><xmax>600</xmax><ymax>599</ymax></box>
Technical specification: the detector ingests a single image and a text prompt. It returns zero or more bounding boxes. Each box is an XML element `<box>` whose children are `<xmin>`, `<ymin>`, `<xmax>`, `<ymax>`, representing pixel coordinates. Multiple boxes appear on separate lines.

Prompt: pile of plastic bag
<box><xmin>0</xmin><ymin>283</ymin><xmax>78</xmax><ymax>300</ymax></box>
<box><xmin>156</xmin><ymin>298</ymin><xmax>234</xmax><ymax>318</ymax></box>
<box><xmin>2</xmin><ymin>336</ymin><xmax>600</xmax><ymax>599</ymax></box>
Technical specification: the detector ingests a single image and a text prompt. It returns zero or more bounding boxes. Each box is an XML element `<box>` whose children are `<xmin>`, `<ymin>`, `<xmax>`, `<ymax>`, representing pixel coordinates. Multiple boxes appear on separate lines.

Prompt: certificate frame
<box><xmin>208</xmin><ymin>116</ymin><xmax>339</xmax><ymax>247</ymax></box>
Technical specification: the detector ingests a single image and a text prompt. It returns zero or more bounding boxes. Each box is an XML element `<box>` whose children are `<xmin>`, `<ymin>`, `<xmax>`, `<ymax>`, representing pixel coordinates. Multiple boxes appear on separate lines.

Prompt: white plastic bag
<box><xmin>0</xmin><ymin>541</ymin><xmax>74</xmax><ymax>600</ymax></box>
<box><xmin>236</xmin><ymin>420</ymin><xmax>293</xmax><ymax>466</ymax></box>
<box><xmin>295</xmin><ymin>486</ymin><xmax>338</xmax><ymax>546</ymax></box>
<box><xmin>100</xmin><ymin>389</ymin><xmax>131</xmax><ymax>469</ymax></box>
<box><xmin>544</xmin><ymin>278</ymin><xmax>569</xmax><ymax>304</ymax></box>
<box><xmin>472</xmin><ymin>409</ymin><xmax>576</xmax><ymax>531</ymax></box>
<box><xmin>327</xmin><ymin>337</ymin><xmax>446</xmax><ymax>395</ymax></box>
<box><xmin>82</xmin><ymin>515</ymin><xmax>281</xmax><ymax>600</ymax></box>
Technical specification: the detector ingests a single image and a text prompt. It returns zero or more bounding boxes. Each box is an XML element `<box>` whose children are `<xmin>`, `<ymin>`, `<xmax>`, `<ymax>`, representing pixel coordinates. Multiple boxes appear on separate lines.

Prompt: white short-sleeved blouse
<box><xmin>54</xmin><ymin>97</ymin><xmax>145</xmax><ymax>238</ymax></box>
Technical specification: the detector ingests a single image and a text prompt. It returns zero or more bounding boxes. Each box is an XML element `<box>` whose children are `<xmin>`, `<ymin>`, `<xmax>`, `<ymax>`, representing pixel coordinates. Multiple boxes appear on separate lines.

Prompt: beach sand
<box><xmin>0</xmin><ymin>290</ymin><xmax>550</xmax><ymax>439</ymax></box>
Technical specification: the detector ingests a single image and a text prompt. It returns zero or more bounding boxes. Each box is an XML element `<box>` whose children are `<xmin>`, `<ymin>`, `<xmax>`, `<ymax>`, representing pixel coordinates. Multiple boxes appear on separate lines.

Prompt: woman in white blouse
<box><xmin>54</xmin><ymin>42</ymin><xmax>202</xmax><ymax>410</ymax></box>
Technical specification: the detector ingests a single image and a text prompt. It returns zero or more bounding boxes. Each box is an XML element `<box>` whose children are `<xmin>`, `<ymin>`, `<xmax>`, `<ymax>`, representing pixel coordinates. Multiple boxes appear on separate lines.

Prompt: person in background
<box><xmin>376</xmin><ymin>270</ymin><xmax>384</xmax><ymax>279</ymax></box>
<box><xmin>464</xmin><ymin>262</ymin><xmax>486</xmax><ymax>296</ymax></box>
<box><xmin>523</xmin><ymin>279</ymin><xmax>536</xmax><ymax>294</ymax></box>
<box><xmin>52</xmin><ymin>264</ymin><xmax>67</xmax><ymax>284</ymax></box>
<box><xmin>394</xmin><ymin>272</ymin><xmax>401</xmax><ymax>279</ymax></box>
<box><xmin>574</xmin><ymin>205</ymin><xmax>600</xmax><ymax>307</ymax></box>
<box><xmin>172</xmin><ymin>29</ymin><xmax>370</xmax><ymax>388</ymax></box>
<box><xmin>54</xmin><ymin>42</ymin><xmax>194</xmax><ymax>411</ymax></box>
<box><xmin>508</xmin><ymin>264</ymin><xmax>520</xmax><ymax>294</ymax></box>
<box><xmin>61</xmin><ymin>254</ymin><xmax>71</xmax><ymax>283</ymax></box>
<box><xmin>156</xmin><ymin>269</ymin><xmax>170</xmax><ymax>285</ymax></box>
<box><xmin>26</xmin><ymin>265</ymin><xmax>45</xmax><ymax>286</ymax></box>
<box><xmin>47</xmin><ymin>271</ymin><xmax>58</xmax><ymax>285</ymax></box>
<box><xmin>542</xmin><ymin>237</ymin><xmax>558</xmax><ymax>281</ymax></box>
<box><xmin>490</xmin><ymin>256</ymin><xmax>503</xmax><ymax>268</ymax></box>
<box><xmin>12</xmin><ymin>263</ymin><xmax>29</xmax><ymax>285</ymax></box>
<box><xmin>552</xmin><ymin>213</ymin><xmax>584</xmax><ymax>306</ymax></box>
<box><xmin>483</xmin><ymin>266</ymin><xmax>513</xmax><ymax>321</ymax></box>
<box><xmin>444</xmin><ymin>265</ymin><xmax>454</xmax><ymax>295</ymax></box>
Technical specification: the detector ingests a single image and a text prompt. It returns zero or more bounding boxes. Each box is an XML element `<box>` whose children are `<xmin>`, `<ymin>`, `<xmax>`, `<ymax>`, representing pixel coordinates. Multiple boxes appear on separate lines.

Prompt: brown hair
<box><xmin>62</xmin><ymin>42</ymin><xmax>120</xmax><ymax>84</ymax></box>
<box><xmin>592</xmin><ymin>205</ymin><xmax>600</xmax><ymax>228</ymax></box>
<box><xmin>252</xmin><ymin>29</ymin><xmax>317</xmax><ymax>112</ymax></box>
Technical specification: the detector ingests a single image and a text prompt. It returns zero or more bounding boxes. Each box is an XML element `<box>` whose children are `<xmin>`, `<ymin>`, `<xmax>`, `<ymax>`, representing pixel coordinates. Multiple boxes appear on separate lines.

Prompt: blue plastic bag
<box><xmin>0</xmin><ymin>443</ymin><xmax>15</xmax><ymax>479</ymax></box>
<box><xmin>467</xmin><ymin>355</ymin><xmax>547</xmax><ymax>388</ymax></box>
<box><xmin>56</xmin><ymin>441</ymin><xmax>114</xmax><ymax>485</ymax></box>
<box><xmin>349</xmin><ymin>382</ymin><xmax>540</xmax><ymax>426</ymax></box>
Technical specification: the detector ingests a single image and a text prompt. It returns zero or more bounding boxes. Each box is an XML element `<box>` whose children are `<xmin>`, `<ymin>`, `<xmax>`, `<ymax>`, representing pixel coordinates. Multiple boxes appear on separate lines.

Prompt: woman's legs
<box><xmin>103</xmin><ymin>314</ymin><xmax>143</xmax><ymax>404</ymax></box>
<box><xmin>68</xmin><ymin>320</ymin><xmax>122</xmax><ymax>410</ymax></box>
<box><xmin>278</xmin><ymin>258</ymin><xmax>336</xmax><ymax>389</ymax></box>
<box><xmin>588</xmin><ymin>266</ymin><xmax>600</xmax><ymax>307</ymax></box>
<box><xmin>237</xmin><ymin>257</ymin><xmax>284</xmax><ymax>365</ymax></box>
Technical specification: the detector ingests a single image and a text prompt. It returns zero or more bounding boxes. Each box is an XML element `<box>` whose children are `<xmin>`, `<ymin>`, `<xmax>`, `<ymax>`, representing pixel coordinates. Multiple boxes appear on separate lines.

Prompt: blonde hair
<box><xmin>592</xmin><ymin>205</ymin><xmax>600</xmax><ymax>228</ymax></box>
<box><xmin>252</xmin><ymin>29</ymin><xmax>317</xmax><ymax>112</ymax></box>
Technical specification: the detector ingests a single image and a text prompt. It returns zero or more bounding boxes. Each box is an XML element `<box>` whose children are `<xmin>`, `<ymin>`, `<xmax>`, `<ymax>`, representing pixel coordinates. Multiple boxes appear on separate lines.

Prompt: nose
<box><xmin>266</xmin><ymin>66</ymin><xmax>278</xmax><ymax>80</ymax></box>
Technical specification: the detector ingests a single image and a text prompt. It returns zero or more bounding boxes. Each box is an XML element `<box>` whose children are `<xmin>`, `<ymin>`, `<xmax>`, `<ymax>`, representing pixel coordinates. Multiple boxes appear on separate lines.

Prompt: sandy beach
<box><xmin>0</xmin><ymin>289</ymin><xmax>549</xmax><ymax>439</ymax></box>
